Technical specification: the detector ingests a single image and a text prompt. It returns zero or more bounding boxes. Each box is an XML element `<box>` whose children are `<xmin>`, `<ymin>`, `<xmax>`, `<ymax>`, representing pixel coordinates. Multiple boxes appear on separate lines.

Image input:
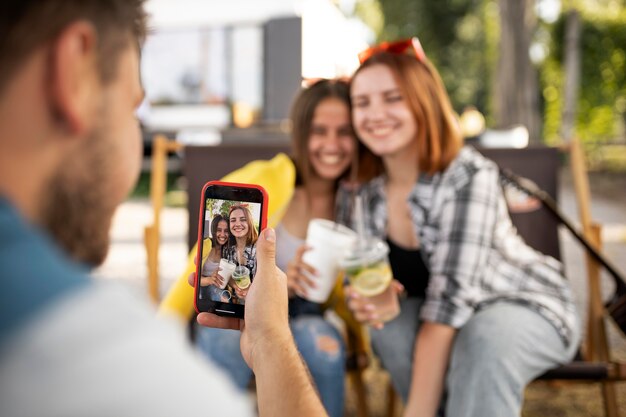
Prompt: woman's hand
<box><xmin>198</xmin><ymin>268</ymin><xmax>223</xmax><ymax>287</ymax></box>
<box><xmin>345</xmin><ymin>280</ymin><xmax>404</xmax><ymax>329</ymax></box>
<box><xmin>213</xmin><ymin>268</ymin><xmax>225</xmax><ymax>288</ymax></box>
<box><xmin>233</xmin><ymin>283</ymin><xmax>249</xmax><ymax>300</ymax></box>
<box><xmin>285</xmin><ymin>244</ymin><xmax>318</xmax><ymax>298</ymax></box>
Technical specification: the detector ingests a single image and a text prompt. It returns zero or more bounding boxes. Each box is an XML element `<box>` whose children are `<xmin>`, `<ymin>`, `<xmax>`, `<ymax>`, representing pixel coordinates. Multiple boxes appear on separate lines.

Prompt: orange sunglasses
<box><xmin>358</xmin><ymin>37</ymin><xmax>427</xmax><ymax>64</ymax></box>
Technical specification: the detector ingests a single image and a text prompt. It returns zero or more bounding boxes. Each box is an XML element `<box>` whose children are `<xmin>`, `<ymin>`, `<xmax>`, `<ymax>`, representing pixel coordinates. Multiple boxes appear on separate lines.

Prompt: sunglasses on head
<box><xmin>358</xmin><ymin>37</ymin><xmax>427</xmax><ymax>64</ymax></box>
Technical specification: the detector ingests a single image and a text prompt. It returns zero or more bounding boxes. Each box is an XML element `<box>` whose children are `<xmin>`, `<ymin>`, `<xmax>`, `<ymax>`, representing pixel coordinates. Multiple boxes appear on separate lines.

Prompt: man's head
<box><xmin>0</xmin><ymin>1</ymin><xmax>148</xmax><ymax>266</ymax></box>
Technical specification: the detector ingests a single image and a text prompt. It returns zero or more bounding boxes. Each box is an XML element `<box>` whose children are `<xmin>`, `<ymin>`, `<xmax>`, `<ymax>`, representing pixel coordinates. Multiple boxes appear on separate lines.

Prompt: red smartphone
<box><xmin>194</xmin><ymin>181</ymin><xmax>268</xmax><ymax>318</ymax></box>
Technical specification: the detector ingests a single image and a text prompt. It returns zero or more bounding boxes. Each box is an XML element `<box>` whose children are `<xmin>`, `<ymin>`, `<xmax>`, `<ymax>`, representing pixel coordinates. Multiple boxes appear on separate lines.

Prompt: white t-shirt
<box><xmin>0</xmin><ymin>282</ymin><xmax>253</xmax><ymax>417</ymax></box>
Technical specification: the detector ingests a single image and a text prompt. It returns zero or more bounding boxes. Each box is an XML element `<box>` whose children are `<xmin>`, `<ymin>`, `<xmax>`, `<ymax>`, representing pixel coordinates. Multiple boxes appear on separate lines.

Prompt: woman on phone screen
<box><xmin>199</xmin><ymin>214</ymin><xmax>230</xmax><ymax>302</ymax></box>
<box><xmin>224</xmin><ymin>205</ymin><xmax>258</xmax><ymax>302</ymax></box>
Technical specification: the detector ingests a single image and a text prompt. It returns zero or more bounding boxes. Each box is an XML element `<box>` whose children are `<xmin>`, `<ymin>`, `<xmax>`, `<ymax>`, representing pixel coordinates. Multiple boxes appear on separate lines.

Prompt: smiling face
<box><xmin>307</xmin><ymin>97</ymin><xmax>355</xmax><ymax>181</ymax></box>
<box><xmin>229</xmin><ymin>208</ymin><xmax>249</xmax><ymax>238</ymax></box>
<box><xmin>351</xmin><ymin>64</ymin><xmax>418</xmax><ymax>159</ymax></box>
<box><xmin>215</xmin><ymin>219</ymin><xmax>229</xmax><ymax>246</ymax></box>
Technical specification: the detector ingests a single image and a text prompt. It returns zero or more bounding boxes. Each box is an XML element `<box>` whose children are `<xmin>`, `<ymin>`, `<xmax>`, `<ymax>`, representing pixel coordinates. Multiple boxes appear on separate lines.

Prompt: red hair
<box><xmin>352</xmin><ymin>52</ymin><xmax>462</xmax><ymax>179</ymax></box>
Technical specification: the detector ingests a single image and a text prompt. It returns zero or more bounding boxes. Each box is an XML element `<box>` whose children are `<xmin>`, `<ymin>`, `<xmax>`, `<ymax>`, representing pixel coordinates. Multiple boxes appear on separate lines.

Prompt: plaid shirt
<box><xmin>337</xmin><ymin>146</ymin><xmax>578</xmax><ymax>346</ymax></box>
<box><xmin>224</xmin><ymin>244</ymin><xmax>257</xmax><ymax>279</ymax></box>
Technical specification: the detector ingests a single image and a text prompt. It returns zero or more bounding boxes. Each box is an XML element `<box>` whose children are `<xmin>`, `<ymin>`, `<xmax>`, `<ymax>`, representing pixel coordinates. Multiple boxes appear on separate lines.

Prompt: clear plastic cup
<box><xmin>232</xmin><ymin>265</ymin><xmax>251</xmax><ymax>289</ymax></box>
<box><xmin>340</xmin><ymin>238</ymin><xmax>400</xmax><ymax>323</ymax></box>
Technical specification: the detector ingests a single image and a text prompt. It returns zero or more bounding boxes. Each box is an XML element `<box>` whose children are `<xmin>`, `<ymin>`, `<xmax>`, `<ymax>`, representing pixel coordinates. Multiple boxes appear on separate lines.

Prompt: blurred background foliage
<box><xmin>352</xmin><ymin>0</ymin><xmax>626</xmax><ymax>170</ymax></box>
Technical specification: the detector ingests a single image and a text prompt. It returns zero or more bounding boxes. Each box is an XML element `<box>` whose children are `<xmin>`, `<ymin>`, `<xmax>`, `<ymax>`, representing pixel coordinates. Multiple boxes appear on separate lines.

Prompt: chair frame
<box><xmin>532</xmin><ymin>139</ymin><xmax>625</xmax><ymax>416</ymax></box>
<box><xmin>144</xmin><ymin>134</ymin><xmax>182</xmax><ymax>303</ymax></box>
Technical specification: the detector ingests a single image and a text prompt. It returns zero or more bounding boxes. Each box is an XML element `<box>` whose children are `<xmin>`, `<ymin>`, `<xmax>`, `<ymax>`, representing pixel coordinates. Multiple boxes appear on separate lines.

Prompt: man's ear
<box><xmin>48</xmin><ymin>21</ymin><xmax>101</xmax><ymax>137</ymax></box>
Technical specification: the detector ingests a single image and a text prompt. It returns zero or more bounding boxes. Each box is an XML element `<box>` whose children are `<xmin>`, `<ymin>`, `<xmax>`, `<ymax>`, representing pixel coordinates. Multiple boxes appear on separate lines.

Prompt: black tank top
<box><xmin>386</xmin><ymin>238</ymin><xmax>430</xmax><ymax>298</ymax></box>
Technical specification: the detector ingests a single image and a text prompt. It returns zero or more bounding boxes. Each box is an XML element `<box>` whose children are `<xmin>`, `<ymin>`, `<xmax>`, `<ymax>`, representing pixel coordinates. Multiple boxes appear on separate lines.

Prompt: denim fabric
<box><xmin>195</xmin><ymin>314</ymin><xmax>346</xmax><ymax>417</ymax></box>
<box><xmin>370</xmin><ymin>298</ymin><xmax>580</xmax><ymax>417</ymax></box>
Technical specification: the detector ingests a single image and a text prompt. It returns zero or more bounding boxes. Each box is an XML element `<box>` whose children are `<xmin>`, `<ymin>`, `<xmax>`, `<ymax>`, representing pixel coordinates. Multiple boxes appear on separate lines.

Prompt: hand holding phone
<box><xmin>194</xmin><ymin>181</ymin><xmax>268</xmax><ymax>319</ymax></box>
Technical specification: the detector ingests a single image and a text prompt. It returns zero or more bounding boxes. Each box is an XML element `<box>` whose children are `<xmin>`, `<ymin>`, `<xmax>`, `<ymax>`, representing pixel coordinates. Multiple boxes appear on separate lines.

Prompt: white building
<box><xmin>140</xmin><ymin>0</ymin><xmax>371</xmax><ymax>136</ymax></box>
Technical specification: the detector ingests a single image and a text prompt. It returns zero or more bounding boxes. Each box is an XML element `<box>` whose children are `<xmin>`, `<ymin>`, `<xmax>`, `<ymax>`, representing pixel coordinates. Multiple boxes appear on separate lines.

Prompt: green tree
<box><xmin>543</xmin><ymin>4</ymin><xmax>626</xmax><ymax>145</ymax></box>
<box><xmin>369</xmin><ymin>0</ymin><xmax>494</xmax><ymax>116</ymax></box>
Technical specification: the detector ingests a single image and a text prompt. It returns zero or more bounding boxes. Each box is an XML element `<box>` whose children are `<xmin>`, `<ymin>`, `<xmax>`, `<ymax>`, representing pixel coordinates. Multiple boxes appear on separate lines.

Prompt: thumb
<box><xmin>255</xmin><ymin>228</ymin><xmax>277</xmax><ymax>277</ymax></box>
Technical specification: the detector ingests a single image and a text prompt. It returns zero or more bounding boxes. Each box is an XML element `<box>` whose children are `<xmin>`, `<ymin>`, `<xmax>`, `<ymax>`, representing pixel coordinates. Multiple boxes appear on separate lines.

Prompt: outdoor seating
<box><xmin>144</xmin><ymin>136</ymin><xmax>626</xmax><ymax>416</ymax></box>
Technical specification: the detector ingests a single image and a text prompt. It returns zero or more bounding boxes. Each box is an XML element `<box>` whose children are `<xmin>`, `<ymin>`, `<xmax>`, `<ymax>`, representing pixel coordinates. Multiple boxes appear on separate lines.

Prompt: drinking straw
<box><xmin>354</xmin><ymin>195</ymin><xmax>367</xmax><ymax>251</ymax></box>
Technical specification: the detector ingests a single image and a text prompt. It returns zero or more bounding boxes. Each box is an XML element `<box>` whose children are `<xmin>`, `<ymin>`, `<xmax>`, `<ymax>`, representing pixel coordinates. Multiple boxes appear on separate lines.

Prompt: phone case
<box><xmin>194</xmin><ymin>181</ymin><xmax>268</xmax><ymax>316</ymax></box>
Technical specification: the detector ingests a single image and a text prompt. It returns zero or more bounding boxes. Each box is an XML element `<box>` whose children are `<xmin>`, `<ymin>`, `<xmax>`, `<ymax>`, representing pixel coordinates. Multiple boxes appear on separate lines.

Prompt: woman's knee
<box><xmin>291</xmin><ymin>316</ymin><xmax>345</xmax><ymax>372</ymax></box>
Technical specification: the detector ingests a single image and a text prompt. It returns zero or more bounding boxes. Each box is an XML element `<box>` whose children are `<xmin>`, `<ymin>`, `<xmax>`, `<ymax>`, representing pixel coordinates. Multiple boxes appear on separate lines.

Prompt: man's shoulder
<box><xmin>0</xmin><ymin>199</ymin><xmax>89</xmax><ymax>344</ymax></box>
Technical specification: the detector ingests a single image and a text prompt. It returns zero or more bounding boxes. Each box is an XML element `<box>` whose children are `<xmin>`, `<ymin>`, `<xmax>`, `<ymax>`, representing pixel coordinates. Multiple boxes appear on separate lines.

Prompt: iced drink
<box><xmin>340</xmin><ymin>238</ymin><xmax>399</xmax><ymax>323</ymax></box>
<box><xmin>232</xmin><ymin>265</ymin><xmax>251</xmax><ymax>289</ymax></box>
<box><xmin>218</xmin><ymin>259</ymin><xmax>237</xmax><ymax>289</ymax></box>
<box><xmin>301</xmin><ymin>219</ymin><xmax>357</xmax><ymax>303</ymax></box>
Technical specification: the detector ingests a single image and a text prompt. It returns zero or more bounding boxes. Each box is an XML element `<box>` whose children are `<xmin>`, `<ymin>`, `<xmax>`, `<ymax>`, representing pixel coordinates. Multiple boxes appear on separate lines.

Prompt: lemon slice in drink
<box><xmin>352</xmin><ymin>266</ymin><xmax>391</xmax><ymax>297</ymax></box>
<box><xmin>235</xmin><ymin>277</ymin><xmax>251</xmax><ymax>289</ymax></box>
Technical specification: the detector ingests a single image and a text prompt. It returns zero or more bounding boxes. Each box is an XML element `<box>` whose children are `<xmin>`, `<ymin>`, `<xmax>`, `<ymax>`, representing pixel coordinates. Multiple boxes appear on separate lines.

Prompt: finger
<box><xmin>371</xmin><ymin>322</ymin><xmax>385</xmax><ymax>330</ymax></box>
<box><xmin>200</xmin><ymin>276</ymin><xmax>214</xmax><ymax>286</ymax></box>
<box><xmin>297</xmin><ymin>271</ymin><xmax>317</xmax><ymax>288</ymax></box>
<box><xmin>188</xmin><ymin>272</ymin><xmax>196</xmax><ymax>287</ymax></box>
<box><xmin>353</xmin><ymin>309</ymin><xmax>374</xmax><ymax>323</ymax></box>
<box><xmin>299</xmin><ymin>261</ymin><xmax>318</xmax><ymax>277</ymax></box>
<box><xmin>291</xmin><ymin>281</ymin><xmax>308</xmax><ymax>297</ymax></box>
<box><xmin>197</xmin><ymin>313</ymin><xmax>242</xmax><ymax>330</ymax></box>
<box><xmin>255</xmin><ymin>228</ymin><xmax>277</xmax><ymax>279</ymax></box>
<box><xmin>294</xmin><ymin>244</ymin><xmax>310</xmax><ymax>261</ymax></box>
<box><xmin>392</xmin><ymin>280</ymin><xmax>405</xmax><ymax>294</ymax></box>
<box><xmin>345</xmin><ymin>286</ymin><xmax>361</xmax><ymax>300</ymax></box>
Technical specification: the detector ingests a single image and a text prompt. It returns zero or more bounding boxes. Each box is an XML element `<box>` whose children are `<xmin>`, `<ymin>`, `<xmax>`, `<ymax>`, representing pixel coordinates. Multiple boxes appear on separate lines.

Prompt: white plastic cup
<box><xmin>301</xmin><ymin>219</ymin><xmax>357</xmax><ymax>303</ymax></box>
<box><xmin>218</xmin><ymin>259</ymin><xmax>236</xmax><ymax>289</ymax></box>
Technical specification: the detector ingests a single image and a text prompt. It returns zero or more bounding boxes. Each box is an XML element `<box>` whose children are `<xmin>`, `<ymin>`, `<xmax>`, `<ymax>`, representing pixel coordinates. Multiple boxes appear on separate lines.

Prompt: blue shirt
<box><xmin>0</xmin><ymin>197</ymin><xmax>88</xmax><ymax>346</ymax></box>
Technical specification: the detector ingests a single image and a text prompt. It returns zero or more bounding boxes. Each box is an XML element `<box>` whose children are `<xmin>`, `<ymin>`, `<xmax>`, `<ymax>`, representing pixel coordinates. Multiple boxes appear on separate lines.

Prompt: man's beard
<box><xmin>41</xmin><ymin>120</ymin><xmax>117</xmax><ymax>268</ymax></box>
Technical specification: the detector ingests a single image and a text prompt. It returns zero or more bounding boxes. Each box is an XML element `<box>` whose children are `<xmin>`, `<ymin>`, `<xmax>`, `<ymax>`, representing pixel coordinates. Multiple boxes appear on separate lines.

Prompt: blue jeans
<box><xmin>371</xmin><ymin>298</ymin><xmax>581</xmax><ymax>417</ymax></box>
<box><xmin>195</xmin><ymin>314</ymin><xmax>346</xmax><ymax>417</ymax></box>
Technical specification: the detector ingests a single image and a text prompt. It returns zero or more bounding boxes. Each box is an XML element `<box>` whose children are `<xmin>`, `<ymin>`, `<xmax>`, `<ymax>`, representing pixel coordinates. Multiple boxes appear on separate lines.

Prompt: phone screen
<box><xmin>195</xmin><ymin>182</ymin><xmax>267</xmax><ymax>318</ymax></box>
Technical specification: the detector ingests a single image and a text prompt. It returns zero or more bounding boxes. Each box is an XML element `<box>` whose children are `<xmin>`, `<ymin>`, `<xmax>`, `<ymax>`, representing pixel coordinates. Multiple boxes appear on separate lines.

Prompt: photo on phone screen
<box><xmin>195</xmin><ymin>182</ymin><xmax>267</xmax><ymax>317</ymax></box>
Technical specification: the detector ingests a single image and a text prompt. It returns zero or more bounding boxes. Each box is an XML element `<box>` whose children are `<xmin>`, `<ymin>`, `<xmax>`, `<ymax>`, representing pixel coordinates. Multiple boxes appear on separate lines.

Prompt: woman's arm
<box><xmin>403</xmin><ymin>322</ymin><xmax>456</xmax><ymax>417</ymax></box>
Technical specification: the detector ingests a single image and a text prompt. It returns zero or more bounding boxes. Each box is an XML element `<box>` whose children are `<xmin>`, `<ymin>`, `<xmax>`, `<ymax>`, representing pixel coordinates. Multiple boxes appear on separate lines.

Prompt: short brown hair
<box><xmin>289</xmin><ymin>79</ymin><xmax>354</xmax><ymax>188</ymax></box>
<box><xmin>0</xmin><ymin>0</ymin><xmax>147</xmax><ymax>94</ymax></box>
<box><xmin>352</xmin><ymin>52</ymin><xmax>462</xmax><ymax>179</ymax></box>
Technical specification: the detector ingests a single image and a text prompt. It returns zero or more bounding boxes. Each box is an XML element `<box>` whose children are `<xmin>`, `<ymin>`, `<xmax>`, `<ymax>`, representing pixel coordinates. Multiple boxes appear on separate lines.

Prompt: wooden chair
<box><xmin>144</xmin><ymin>134</ymin><xmax>182</xmax><ymax>304</ymax></box>
<box><xmin>528</xmin><ymin>139</ymin><xmax>626</xmax><ymax>417</ymax></box>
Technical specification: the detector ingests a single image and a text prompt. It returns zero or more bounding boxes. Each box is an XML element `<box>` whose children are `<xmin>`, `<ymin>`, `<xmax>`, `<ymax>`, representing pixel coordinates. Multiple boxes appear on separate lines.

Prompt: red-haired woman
<box><xmin>341</xmin><ymin>38</ymin><xmax>580</xmax><ymax>417</ymax></box>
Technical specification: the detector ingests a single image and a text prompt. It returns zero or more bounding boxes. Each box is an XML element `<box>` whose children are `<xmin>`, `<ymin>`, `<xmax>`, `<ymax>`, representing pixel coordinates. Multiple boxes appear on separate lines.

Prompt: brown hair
<box><xmin>352</xmin><ymin>52</ymin><xmax>462</xmax><ymax>179</ymax></box>
<box><xmin>228</xmin><ymin>205</ymin><xmax>259</xmax><ymax>246</ymax></box>
<box><xmin>289</xmin><ymin>79</ymin><xmax>355</xmax><ymax>189</ymax></box>
<box><xmin>0</xmin><ymin>0</ymin><xmax>147</xmax><ymax>94</ymax></box>
<box><xmin>210</xmin><ymin>214</ymin><xmax>229</xmax><ymax>249</ymax></box>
